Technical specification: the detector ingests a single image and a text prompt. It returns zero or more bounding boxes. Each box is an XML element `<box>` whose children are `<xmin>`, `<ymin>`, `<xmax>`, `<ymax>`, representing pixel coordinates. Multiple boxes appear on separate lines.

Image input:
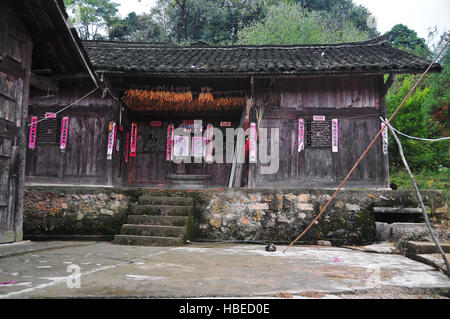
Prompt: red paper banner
<box><xmin>313</xmin><ymin>115</ymin><xmax>326</xmax><ymax>121</ymax></box>
<box><xmin>125</xmin><ymin>132</ymin><xmax>130</xmax><ymax>163</ymax></box>
<box><xmin>166</xmin><ymin>124</ymin><xmax>174</xmax><ymax>161</ymax></box>
<box><xmin>332</xmin><ymin>119</ymin><xmax>339</xmax><ymax>153</ymax></box>
<box><xmin>29</xmin><ymin>116</ymin><xmax>37</xmax><ymax>149</ymax></box>
<box><xmin>60</xmin><ymin>117</ymin><xmax>69</xmax><ymax>150</ymax></box>
<box><xmin>130</xmin><ymin>123</ymin><xmax>138</xmax><ymax>158</ymax></box>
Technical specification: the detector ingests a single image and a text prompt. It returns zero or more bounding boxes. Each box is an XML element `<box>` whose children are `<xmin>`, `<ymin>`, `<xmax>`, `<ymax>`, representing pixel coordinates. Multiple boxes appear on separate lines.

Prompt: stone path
<box><xmin>0</xmin><ymin>242</ymin><xmax>449</xmax><ymax>298</ymax></box>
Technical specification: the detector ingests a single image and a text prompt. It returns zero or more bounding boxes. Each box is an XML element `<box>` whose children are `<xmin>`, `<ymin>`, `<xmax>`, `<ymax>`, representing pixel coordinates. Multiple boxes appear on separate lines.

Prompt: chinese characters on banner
<box><xmin>106</xmin><ymin>122</ymin><xmax>117</xmax><ymax>160</ymax></box>
<box><xmin>381</xmin><ymin>122</ymin><xmax>388</xmax><ymax>155</ymax></box>
<box><xmin>192</xmin><ymin>136</ymin><xmax>205</xmax><ymax>157</ymax></box>
<box><xmin>29</xmin><ymin>116</ymin><xmax>38</xmax><ymax>149</ymax></box>
<box><xmin>130</xmin><ymin>123</ymin><xmax>138</xmax><ymax>158</ymax></box>
<box><xmin>332</xmin><ymin>119</ymin><xmax>339</xmax><ymax>153</ymax></box>
<box><xmin>174</xmin><ymin>135</ymin><xmax>190</xmax><ymax>157</ymax></box>
<box><xmin>313</xmin><ymin>115</ymin><xmax>326</xmax><ymax>121</ymax></box>
<box><xmin>249</xmin><ymin>123</ymin><xmax>257</xmax><ymax>163</ymax></box>
<box><xmin>298</xmin><ymin>119</ymin><xmax>304</xmax><ymax>152</ymax></box>
<box><xmin>166</xmin><ymin>124</ymin><xmax>174</xmax><ymax>161</ymax></box>
<box><xmin>60</xmin><ymin>117</ymin><xmax>69</xmax><ymax>151</ymax></box>
<box><xmin>45</xmin><ymin>112</ymin><xmax>56</xmax><ymax>119</ymax></box>
<box><xmin>205</xmin><ymin>123</ymin><xmax>214</xmax><ymax>162</ymax></box>
<box><xmin>125</xmin><ymin>132</ymin><xmax>129</xmax><ymax>163</ymax></box>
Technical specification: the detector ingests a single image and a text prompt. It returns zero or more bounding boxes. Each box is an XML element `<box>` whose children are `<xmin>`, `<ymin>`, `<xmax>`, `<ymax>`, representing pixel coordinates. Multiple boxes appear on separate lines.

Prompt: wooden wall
<box><xmin>26</xmin><ymin>87</ymin><xmax>120</xmax><ymax>186</ymax></box>
<box><xmin>250</xmin><ymin>75</ymin><xmax>389</xmax><ymax>188</ymax></box>
<box><xmin>0</xmin><ymin>1</ymin><xmax>32</xmax><ymax>242</ymax></box>
<box><xmin>126</xmin><ymin>116</ymin><xmax>238</xmax><ymax>187</ymax></box>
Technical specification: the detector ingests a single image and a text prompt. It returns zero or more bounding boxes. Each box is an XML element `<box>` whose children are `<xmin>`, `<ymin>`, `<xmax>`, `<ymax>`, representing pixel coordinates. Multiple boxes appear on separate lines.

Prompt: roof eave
<box><xmin>96</xmin><ymin>67</ymin><xmax>441</xmax><ymax>79</ymax></box>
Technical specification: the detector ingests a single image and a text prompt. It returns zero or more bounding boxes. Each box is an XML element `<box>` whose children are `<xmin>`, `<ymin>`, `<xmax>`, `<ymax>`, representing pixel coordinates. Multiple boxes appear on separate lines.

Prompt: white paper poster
<box><xmin>192</xmin><ymin>137</ymin><xmax>205</xmax><ymax>157</ymax></box>
<box><xmin>381</xmin><ymin>123</ymin><xmax>388</xmax><ymax>155</ymax></box>
<box><xmin>174</xmin><ymin>135</ymin><xmax>190</xmax><ymax>157</ymax></box>
<box><xmin>298</xmin><ymin>119</ymin><xmax>304</xmax><ymax>152</ymax></box>
<box><xmin>106</xmin><ymin>122</ymin><xmax>116</xmax><ymax>160</ymax></box>
<box><xmin>249</xmin><ymin>123</ymin><xmax>257</xmax><ymax>163</ymax></box>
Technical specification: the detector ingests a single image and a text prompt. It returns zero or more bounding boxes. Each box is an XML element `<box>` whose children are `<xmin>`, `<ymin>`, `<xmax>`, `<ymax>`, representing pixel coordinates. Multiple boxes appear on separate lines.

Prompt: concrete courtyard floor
<box><xmin>0</xmin><ymin>241</ymin><xmax>449</xmax><ymax>299</ymax></box>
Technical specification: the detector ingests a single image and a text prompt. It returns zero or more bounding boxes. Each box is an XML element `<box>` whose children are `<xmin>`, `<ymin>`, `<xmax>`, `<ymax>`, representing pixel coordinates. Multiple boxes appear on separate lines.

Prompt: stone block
<box><xmin>299</xmin><ymin>194</ymin><xmax>309</xmax><ymax>203</ymax></box>
<box><xmin>345</xmin><ymin>204</ymin><xmax>361</xmax><ymax>212</ymax></box>
<box><xmin>285</xmin><ymin>193</ymin><xmax>297</xmax><ymax>202</ymax></box>
<box><xmin>375</xmin><ymin>222</ymin><xmax>391</xmax><ymax>242</ymax></box>
<box><xmin>100</xmin><ymin>209</ymin><xmax>114</xmax><ymax>216</ymax></box>
<box><xmin>248</xmin><ymin>203</ymin><xmax>269</xmax><ymax>210</ymax></box>
<box><xmin>390</xmin><ymin>223</ymin><xmax>429</xmax><ymax>242</ymax></box>
<box><xmin>296</xmin><ymin>203</ymin><xmax>314</xmax><ymax>211</ymax></box>
<box><xmin>317</xmin><ymin>240</ymin><xmax>331</xmax><ymax>246</ymax></box>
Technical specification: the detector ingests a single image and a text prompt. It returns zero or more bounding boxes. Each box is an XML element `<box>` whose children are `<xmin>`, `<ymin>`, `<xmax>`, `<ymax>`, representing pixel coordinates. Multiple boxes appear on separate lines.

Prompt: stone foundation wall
<box><xmin>23</xmin><ymin>187</ymin><xmax>137</xmax><ymax>237</ymax></box>
<box><xmin>195</xmin><ymin>189</ymin><xmax>448</xmax><ymax>245</ymax></box>
<box><xmin>23</xmin><ymin>186</ymin><xmax>447</xmax><ymax>245</ymax></box>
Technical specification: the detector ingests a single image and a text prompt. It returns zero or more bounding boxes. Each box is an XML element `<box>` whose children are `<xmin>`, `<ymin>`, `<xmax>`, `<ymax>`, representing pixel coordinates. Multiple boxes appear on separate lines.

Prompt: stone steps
<box><xmin>114</xmin><ymin>193</ymin><xmax>193</xmax><ymax>247</ymax></box>
<box><xmin>166</xmin><ymin>174</ymin><xmax>210</xmax><ymax>180</ymax></box>
<box><xmin>132</xmin><ymin>205</ymin><xmax>191</xmax><ymax>216</ymax></box>
<box><xmin>138</xmin><ymin>196</ymin><xmax>193</xmax><ymax>206</ymax></box>
<box><xmin>114</xmin><ymin>235</ymin><xmax>183</xmax><ymax>247</ymax></box>
<box><xmin>127</xmin><ymin>215</ymin><xmax>188</xmax><ymax>227</ymax></box>
<box><xmin>121</xmin><ymin>224</ymin><xmax>185</xmax><ymax>237</ymax></box>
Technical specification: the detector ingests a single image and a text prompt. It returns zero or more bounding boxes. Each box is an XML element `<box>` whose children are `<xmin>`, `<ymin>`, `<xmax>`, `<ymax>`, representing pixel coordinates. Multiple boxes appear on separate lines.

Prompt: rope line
<box><xmin>28</xmin><ymin>87</ymin><xmax>100</xmax><ymax>126</ymax></box>
<box><xmin>283</xmin><ymin>37</ymin><xmax>449</xmax><ymax>254</ymax></box>
<box><xmin>386</xmin><ymin>121</ymin><xmax>450</xmax><ymax>142</ymax></box>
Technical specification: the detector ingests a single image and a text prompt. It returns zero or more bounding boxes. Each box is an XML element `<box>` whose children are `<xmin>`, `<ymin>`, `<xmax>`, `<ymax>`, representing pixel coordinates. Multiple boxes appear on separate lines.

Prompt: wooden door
<box><xmin>0</xmin><ymin>3</ymin><xmax>32</xmax><ymax>243</ymax></box>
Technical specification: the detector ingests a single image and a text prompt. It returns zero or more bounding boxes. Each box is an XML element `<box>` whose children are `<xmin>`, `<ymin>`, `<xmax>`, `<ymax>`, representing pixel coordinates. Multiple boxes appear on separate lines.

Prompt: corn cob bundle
<box><xmin>122</xmin><ymin>88</ymin><xmax>245</xmax><ymax>112</ymax></box>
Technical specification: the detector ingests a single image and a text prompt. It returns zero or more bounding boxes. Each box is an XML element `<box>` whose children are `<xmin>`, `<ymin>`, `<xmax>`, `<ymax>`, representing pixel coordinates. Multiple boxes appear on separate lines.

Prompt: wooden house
<box><xmin>0</xmin><ymin>0</ymin><xmax>98</xmax><ymax>242</ymax></box>
<box><xmin>25</xmin><ymin>36</ymin><xmax>442</xmax><ymax>189</ymax></box>
<box><xmin>24</xmin><ymin>37</ymin><xmax>438</xmax><ymax>189</ymax></box>
<box><xmin>1</xmin><ymin>0</ymin><xmax>442</xmax><ymax>244</ymax></box>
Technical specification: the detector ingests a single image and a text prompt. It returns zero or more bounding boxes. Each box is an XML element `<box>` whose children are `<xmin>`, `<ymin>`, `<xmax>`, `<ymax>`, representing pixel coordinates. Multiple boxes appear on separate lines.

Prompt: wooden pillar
<box><xmin>14</xmin><ymin>37</ymin><xmax>33</xmax><ymax>242</ymax></box>
<box><xmin>378</xmin><ymin>75</ymin><xmax>390</xmax><ymax>188</ymax></box>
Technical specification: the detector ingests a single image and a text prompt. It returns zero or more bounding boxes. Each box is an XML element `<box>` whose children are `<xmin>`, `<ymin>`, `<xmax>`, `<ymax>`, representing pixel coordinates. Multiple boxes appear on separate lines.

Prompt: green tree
<box><xmin>295</xmin><ymin>0</ymin><xmax>378</xmax><ymax>37</ymax></box>
<box><xmin>386</xmin><ymin>24</ymin><xmax>430</xmax><ymax>58</ymax></box>
<box><xmin>237</xmin><ymin>2</ymin><xmax>369</xmax><ymax>45</ymax></box>
<box><xmin>386</xmin><ymin>54</ymin><xmax>450</xmax><ymax>172</ymax></box>
<box><xmin>151</xmin><ymin>0</ymin><xmax>273</xmax><ymax>44</ymax></box>
<box><xmin>109</xmin><ymin>12</ymin><xmax>164</xmax><ymax>42</ymax></box>
<box><xmin>65</xmin><ymin>0</ymin><xmax>119</xmax><ymax>40</ymax></box>
<box><xmin>386</xmin><ymin>27</ymin><xmax>449</xmax><ymax>172</ymax></box>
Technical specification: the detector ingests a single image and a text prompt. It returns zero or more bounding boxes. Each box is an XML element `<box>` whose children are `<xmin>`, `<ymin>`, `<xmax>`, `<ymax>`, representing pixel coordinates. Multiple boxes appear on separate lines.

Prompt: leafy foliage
<box><xmin>386</xmin><ymin>32</ymin><xmax>450</xmax><ymax>173</ymax></box>
<box><xmin>65</xmin><ymin>0</ymin><xmax>119</xmax><ymax>40</ymax></box>
<box><xmin>109</xmin><ymin>12</ymin><xmax>164</xmax><ymax>41</ymax></box>
<box><xmin>385</xmin><ymin>24</ymin><xmax>430</xmax><ymax>58</ymax></box>
<box><xmin>236</xmin><ymin>2</ymin><xmax>369</xmax><ymax>45</ymax></box>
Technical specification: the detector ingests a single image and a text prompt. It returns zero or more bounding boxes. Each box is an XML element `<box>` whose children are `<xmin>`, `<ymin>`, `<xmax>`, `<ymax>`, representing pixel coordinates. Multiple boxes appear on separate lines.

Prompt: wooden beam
<box><xmin>382</xmin><ymin>73</ymin><xmax>395</xmax><ymax>96</ymax></box>
<box><xmin>49</xmin><ymin>72</ymin><xmax>90</xmax><ymax>81</ymax></box>
<box><xmin>30</xmin><ymin>30</ymin><xmax>68</xmax><ymax>44</ymax></box>
<box><xmin>30</xmin><ymin>73</ymin><xmax>59</xmax><ymax>92</ymax></box>
<box><xmin>32</xmin><ymin>68</ymin><xmax>52</xmax><ymax>74</ymax></box>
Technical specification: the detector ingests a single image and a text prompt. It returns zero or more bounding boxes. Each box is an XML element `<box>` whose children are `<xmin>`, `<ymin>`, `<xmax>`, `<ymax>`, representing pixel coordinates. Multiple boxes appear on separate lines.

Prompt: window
<box><xmin>306</xmin><ymin>120</ymin><xmax>332</xmax><ymax>147</ymax></box>
<box><xmin>36</xmin><ymin>117</ymin><xmax>61</xmax><ymax>144</ymax></box>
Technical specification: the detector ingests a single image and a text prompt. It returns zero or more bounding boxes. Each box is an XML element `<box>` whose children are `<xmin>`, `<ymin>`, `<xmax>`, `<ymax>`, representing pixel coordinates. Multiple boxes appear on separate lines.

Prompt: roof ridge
<box><xmin>81</xmin><ymin>35</ymin><xmax>389</xmax><ymax>50</ymax></box>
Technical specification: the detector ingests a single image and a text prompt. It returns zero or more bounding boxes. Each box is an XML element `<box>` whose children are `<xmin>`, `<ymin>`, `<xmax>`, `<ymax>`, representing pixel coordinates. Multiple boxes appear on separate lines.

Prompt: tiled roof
<box><xmin>82</xmin><ymin>36</ymin><xmax>441</xmax><ymax>76</ymax></box>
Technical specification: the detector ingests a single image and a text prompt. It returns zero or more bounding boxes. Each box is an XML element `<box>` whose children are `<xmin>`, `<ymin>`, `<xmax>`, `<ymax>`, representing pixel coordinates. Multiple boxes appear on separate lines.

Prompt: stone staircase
<box><xmin>372</xmin><ymin>206</ymin><xmax>429</xmax><ymax>242</ymax></box>
<box><xmin>114</xmin><ymin>194</ymin><xmax>193</xmax><ymax>246</ymax></box>
<box><xmin>166</xmin><ymin>174</ymin><xmax>211</xmax><ymax>189</ymax></box>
